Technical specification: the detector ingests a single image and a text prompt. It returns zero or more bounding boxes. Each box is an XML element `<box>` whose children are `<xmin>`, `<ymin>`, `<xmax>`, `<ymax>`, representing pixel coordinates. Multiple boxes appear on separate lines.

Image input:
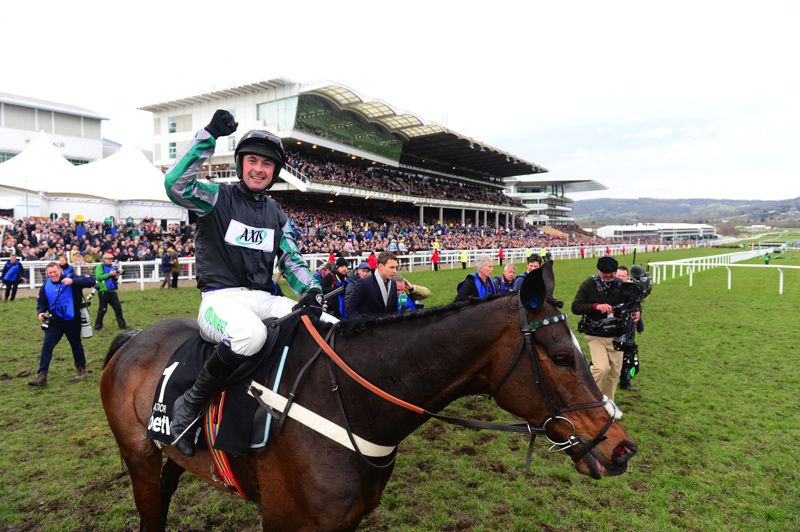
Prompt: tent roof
<box><xmin>69</xmin><ymin>145</ymin><xmax>170</xmax><ymax>201</ymax></box>
<box><xmin>0</xmin><ymin>131</ymin><xmax>76</xmax><ymax>191</ymax></box>
<box><xmin>0</xmin><ymin>132</ymin><xmax>171</xmax><ymax>203</ymax></box>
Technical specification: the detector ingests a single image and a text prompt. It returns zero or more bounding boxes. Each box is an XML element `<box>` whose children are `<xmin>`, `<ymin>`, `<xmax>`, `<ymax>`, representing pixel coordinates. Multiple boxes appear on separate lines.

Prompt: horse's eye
<box><xmin>551</xmin><ymin>354</ymin><xmax>573</xmax><ymax>367</ymax></box>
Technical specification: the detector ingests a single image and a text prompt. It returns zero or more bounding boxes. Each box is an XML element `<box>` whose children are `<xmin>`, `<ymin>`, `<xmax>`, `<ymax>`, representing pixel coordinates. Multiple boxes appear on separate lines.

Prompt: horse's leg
<box><xmin>159</xmin><ymin>458</ymin><xmax>185</xmax><ymax>527</ymax></box>
<box><xmin>118</xmin><ymin>440</ymin><xmax>165</xmax><ymax>532</ymax></box>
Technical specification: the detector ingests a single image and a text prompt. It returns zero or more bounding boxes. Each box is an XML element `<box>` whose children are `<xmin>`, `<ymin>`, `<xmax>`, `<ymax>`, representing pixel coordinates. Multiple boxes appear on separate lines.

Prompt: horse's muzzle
<box><xmin>574</xmin><ymin>440</ymin><xmax>637</xmax><ymax>479</ymax></box>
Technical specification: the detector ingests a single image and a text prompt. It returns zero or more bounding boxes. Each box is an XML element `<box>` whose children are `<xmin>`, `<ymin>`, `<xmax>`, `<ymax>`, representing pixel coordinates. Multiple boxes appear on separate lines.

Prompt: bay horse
<box><xmin>100</xmin><ymin>260</ymin><xmax>637</xmax><ymax>531</ymax></box>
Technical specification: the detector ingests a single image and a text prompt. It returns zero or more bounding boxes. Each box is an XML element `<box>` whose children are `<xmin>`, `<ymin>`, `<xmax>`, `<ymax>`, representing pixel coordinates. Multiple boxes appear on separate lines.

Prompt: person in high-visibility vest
<box><xmin>459</xmin><ymin>249</ymin><xmax>468</xmax><ymax>269</ymax></box>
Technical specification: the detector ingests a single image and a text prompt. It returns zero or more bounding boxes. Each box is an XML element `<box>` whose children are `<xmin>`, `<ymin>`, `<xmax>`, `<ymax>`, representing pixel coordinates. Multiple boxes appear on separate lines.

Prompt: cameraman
<box><xmin>571</xmin><ymin>256</ymin><xmax>640</xmax><ymax>413</ymax></box>
<box><xmin>616</xmin><ymin>266</ymin><xmax>644</xmax><ymax>391</ymax></box>
<box><xmin>28</xmin><ymin>262</ymin><xmax>97</xmax><ymax>387</ymax></box>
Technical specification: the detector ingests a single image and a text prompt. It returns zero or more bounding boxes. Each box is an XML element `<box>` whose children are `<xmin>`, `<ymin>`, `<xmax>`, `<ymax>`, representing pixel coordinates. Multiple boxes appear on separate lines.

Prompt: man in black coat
<box><xmin>571</xmin><ymin>256</ymin><xmax>639</xmax><ymax>414</ymax></box>
<box><xmin>345</xmin><ymin>251</ymin><xmax>398</xmax><ymax>318</ymax></box>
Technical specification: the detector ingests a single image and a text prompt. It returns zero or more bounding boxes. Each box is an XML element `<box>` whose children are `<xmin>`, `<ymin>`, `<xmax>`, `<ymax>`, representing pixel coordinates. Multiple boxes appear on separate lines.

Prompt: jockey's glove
<box><xmin>293</xmin><ymin>289</ymin><xmax>324</xmax><ymax>318</ymax></box>
<box><xmin>205</xmin><ymin>109</ymin><xmax>238</xmax><ymax>139</ymax></box>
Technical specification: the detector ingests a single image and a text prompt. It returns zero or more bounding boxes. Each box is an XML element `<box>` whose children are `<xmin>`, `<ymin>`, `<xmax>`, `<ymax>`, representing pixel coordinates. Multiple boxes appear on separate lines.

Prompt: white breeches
<box><xmin>198</xmin><ymin>288</ymin><xmax>338</xmax><ymax>357</ymax></box>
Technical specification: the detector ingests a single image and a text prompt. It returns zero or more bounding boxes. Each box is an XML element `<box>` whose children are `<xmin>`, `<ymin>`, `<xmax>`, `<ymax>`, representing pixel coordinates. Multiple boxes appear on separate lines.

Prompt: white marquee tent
<box><xmin>0</xmin><ymin>132</ymin><xmax>186</xmax><ymax>223</ymax></box>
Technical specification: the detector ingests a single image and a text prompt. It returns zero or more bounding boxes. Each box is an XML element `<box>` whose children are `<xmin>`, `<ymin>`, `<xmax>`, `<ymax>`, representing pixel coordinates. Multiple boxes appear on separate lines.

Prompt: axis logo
<box><xmin>224</xmin><ymin>220</ymin><xmax>275</xmax><ymax>252</ymax></box>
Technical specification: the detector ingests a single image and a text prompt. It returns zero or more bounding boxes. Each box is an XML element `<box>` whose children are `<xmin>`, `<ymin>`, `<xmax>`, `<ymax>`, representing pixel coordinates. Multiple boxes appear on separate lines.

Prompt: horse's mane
<box><xmin>338</xmin><ymin>292</ymin><xmax>514</xmax><ymax>337</ymax></box>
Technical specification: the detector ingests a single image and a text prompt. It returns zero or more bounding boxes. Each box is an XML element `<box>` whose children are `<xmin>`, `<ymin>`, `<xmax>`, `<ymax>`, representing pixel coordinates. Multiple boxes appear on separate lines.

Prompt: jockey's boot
<box><xmin>171</xmin><ymin>343</ymin><xmax>243</xmax><ymax>456</ymax></box>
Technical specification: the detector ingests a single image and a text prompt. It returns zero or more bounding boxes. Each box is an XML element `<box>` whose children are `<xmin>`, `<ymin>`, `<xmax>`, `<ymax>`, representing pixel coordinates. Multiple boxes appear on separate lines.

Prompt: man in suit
<box><xmin>345</xmin><ymin>251</ymin><xmax>398</xmax><ymax>318</ymax></box>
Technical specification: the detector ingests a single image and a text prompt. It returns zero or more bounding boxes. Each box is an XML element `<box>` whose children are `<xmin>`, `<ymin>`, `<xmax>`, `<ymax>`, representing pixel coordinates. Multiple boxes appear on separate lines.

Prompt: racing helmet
<box><xmin>234</xmin><ymin>130</ymin><xmax>286</xmax><ymax>187</ymax></box>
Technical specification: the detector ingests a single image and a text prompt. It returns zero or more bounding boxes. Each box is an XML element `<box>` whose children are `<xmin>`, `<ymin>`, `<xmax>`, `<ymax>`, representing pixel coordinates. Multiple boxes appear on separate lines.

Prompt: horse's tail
<box><xmin>102</xmin><ymin>329</ymin><xmax>143</xmax><ymax>369</ymax></box>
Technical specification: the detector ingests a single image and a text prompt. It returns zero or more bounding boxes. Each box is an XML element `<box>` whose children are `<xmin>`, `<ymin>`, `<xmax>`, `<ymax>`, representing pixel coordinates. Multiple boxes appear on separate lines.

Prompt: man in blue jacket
<box><xmin>28</xmin><ymin>262</ymin><xmax>96</xmax><ymax>387</ymax></box>
<box><xmin>456</xmin><ymin>256</ymin><xmax>497</xmax><ymax>301</ymax></box>
<box><xmin>2</xmin><ymin>254</ymin><xmax>23</xmax><ymax>302</ymax></box>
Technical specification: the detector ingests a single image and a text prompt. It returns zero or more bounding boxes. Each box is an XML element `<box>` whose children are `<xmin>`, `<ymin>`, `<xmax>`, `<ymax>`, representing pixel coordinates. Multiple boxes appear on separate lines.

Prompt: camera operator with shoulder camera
<box><xmin>28</xmin><ymin>262</ymin><xmax>97</xmax><ymax>387</ymax></box>
<box><xmin>615</xmin><ymin>266</ymin><xmax>647</xmax><ymax>391</ymax></box>
<box><xmin>572</xmin><ymin>256</ymin><xmax>641</xmax><ymax>416</ymax></box>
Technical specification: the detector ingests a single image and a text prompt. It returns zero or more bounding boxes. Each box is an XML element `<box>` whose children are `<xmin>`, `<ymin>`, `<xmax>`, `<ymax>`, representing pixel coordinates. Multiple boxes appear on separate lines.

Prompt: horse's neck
<box><xmin>341</xmin><ymin>299</ymin><xmax>514</xmax><ymax>441</ymax></box>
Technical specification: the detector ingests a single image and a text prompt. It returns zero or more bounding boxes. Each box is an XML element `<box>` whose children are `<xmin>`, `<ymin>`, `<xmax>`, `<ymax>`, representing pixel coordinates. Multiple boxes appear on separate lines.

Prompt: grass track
<box><xmin>0</xmin><ymin>241</ymin><xmax>798</xmax><ymax>530</ymax></box>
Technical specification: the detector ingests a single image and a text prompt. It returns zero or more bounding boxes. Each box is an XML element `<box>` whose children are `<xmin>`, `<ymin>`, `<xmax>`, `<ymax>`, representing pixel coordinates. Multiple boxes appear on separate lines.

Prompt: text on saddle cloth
<box><xmin>145</xmin><ymin>315</ymin><xmax>301</xmax><ymax>456</ymax></box>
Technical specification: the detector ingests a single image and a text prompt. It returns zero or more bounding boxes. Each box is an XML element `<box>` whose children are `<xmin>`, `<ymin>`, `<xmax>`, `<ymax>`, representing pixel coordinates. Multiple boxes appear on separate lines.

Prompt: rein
<box><xmin>295</xmin><ymin>303</ymin><xmax>616</xmax><ymax>472</ymax></box>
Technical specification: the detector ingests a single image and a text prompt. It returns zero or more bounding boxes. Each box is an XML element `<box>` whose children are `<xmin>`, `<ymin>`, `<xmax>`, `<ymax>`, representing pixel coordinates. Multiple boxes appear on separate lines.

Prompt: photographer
<box><xmin>571</xmin><ymin>256</ymin><xmax>640</xmax><ymax>414</ymax></box>
<box><xmin>28</xmin><ymin>262</ymin><xmax>96</xmax><ymax>387</ymax></box>
<box><xmin>94</xmin><ymin>253</ymin><xmax>129</xmax><ymax>330</ymax></box>
<box><xmin>616</xmin><ymin>266</ymin><xmax>645</xmax><ymax>391</ymax></box>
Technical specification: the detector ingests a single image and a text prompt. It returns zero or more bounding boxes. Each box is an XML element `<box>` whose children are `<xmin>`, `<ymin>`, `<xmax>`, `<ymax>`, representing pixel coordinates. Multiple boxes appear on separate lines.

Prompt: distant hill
<box><xmin>572</xmin><ymin>197</ymin><xmax>800</xmax><ymax>226</ymax></box>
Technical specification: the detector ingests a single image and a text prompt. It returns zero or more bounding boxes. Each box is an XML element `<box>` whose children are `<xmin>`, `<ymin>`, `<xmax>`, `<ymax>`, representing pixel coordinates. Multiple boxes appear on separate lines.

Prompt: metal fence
<box><xmin>9</xmin><ymin>242</ymin><xmax>711</xmax><ymax>291</ymax></box>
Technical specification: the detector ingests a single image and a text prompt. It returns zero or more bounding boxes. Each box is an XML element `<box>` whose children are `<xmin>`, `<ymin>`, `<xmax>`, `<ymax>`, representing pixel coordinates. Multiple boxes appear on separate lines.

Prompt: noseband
<box><xmin>490</xmin><ymin>303</ymin><xmax>616</xmax><ymax>464</ymax></box>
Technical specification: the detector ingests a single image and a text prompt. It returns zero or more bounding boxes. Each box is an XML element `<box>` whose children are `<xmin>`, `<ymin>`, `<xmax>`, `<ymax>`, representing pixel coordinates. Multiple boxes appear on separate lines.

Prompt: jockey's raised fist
<box><xmin>205</xmin><ymin>109</ymin><xmax>238</xmax><ymax>139</ymax></box>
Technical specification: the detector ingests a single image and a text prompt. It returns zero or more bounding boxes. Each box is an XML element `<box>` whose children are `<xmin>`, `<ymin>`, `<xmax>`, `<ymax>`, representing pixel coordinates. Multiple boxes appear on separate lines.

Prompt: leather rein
<box><xmin>251</xmin><ymin>303</ymin><xmax>615</xmax><ymax>473</ymax></box>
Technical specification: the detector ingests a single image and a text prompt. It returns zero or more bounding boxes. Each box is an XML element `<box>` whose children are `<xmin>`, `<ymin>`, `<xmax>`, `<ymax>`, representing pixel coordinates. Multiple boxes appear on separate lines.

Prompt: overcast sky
<box><xmin>3</xmin><ymin>0</ymin><xmax>798</xmax><ymax>200</ymax></box>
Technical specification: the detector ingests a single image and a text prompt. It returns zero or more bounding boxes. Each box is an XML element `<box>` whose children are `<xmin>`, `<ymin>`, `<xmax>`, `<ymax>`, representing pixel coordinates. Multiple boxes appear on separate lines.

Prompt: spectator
<box><xmin>57</xmin><ymin>255</ymin><xmax>73</xmax><ymax>278</ymax></box>
<box><xmin>494</xmin><ymin>263</ymin><xmax>516</xmax><ymax>293</ymax></box>
<box><xmin>160</xmin><ymin>248</ymin><xmax>172</xmax><ymax>288</ymax></box>
<box><xmin>329</xmin><ymin>257</ymin><xmax>350</xmax><ymax>318</ymax></box>
<box><xmin>431</xmin><ymin>248</ymin><xmax>440</xmax><ymax>272</ymax></box>
<box><xmin>512</xmin><ymin>254</ymin><xmax>542</xmax><ymax>291</ymax></box>
<box><xmin>169</xmin><ymin>248</ymin><xmax>180</xmax><ymax>288</ymax></box>
<box><xmin>346</xmin><ymin>251</ymin><xmax>398</xmax><ymax>318</ymax></box>
<box><xmin>344</xmin><ymin>260</ymin><xmax>372</xmax><ymax>313</ymax></box>
<box><xmin>28</xmin><ymin>262</ymin><xmax>96</xmax><ymax>386</ymax></box>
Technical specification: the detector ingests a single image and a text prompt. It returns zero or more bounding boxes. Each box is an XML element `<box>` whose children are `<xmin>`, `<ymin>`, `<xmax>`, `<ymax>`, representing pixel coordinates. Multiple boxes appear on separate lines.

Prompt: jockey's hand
<box><xmin>205</xmin><ymin>109</ymin><xmax>238</xmax><ymax>139</ymax></box>
<box><xmin>293</xmin><ymin>289</ymin><xmax>324</xmax><ymax>318</ymax></box>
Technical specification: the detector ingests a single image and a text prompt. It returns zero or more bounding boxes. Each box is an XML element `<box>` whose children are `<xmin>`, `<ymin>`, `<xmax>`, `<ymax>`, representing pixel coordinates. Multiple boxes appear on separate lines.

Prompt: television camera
<box><xmin>577</xmin><ymin>265</ymin><xmax>652</xmax><ymax>384</ymax></box>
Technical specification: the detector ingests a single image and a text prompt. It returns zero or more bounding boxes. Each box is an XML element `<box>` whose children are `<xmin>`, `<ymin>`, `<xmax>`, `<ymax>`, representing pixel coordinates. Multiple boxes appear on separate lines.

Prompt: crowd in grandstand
<box><xmin>2</xmin><ymin>208</ymin><xmax>661</xmax><ymax>264</ymax></box>
<box><xmin>285</xmin><ymin>150</ymin><xmax>521</xmax><ymax>207</ymax></box>
<box><xmin>1</xmin><ymin>217</ymin><xmax>194</xmax><ymax>264</ymax></box>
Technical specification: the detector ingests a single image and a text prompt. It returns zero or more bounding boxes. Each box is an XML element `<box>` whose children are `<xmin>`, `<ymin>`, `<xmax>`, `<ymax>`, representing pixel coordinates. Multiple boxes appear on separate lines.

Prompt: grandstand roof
<box><xmin>0</xmin><ymin>91</ymin><xmax>107</xmax><ymax>121</ymax></box>
<box><xmin>301</xmin><ymin>81</ymin><xmax>548</xmax><ymax>178</ymax></box>
<box><xmin>505</xmin><ymin>175</ymin><xmax>606</xmax><ymax>193</ymax></box>
<box><xmin>139</xmin><ymin>79</ymin><xmax>548</xmax><ymax>179</ymax></box>
<box><xmin>138</xmin><ymin>80</ymin><xmax>292</xmax><ymax>112</ymax></box>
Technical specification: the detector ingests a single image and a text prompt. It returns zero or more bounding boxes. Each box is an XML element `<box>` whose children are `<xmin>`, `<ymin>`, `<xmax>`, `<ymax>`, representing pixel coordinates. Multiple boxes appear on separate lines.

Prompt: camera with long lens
<box><xmin>40</xmin><ymin>311</ymin><xmax>52</xmax><ymax>331</ymax></box>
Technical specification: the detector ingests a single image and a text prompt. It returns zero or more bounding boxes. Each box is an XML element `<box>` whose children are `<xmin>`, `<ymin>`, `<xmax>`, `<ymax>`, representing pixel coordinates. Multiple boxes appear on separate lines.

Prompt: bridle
<box><xmin>251</xmin><ymin>299</ymin><xmax>617</xmax><ymax>472</ymax></box>
<box><xmin>498</xmin><ymin>300</ymin><xmax>616</xmax><ymax>462</ymax></box>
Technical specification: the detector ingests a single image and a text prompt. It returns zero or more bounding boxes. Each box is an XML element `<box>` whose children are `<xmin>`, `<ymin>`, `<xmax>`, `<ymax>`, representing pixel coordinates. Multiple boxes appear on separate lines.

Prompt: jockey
<box><xmin>165</xmin><ymin>110</ymin><xmax>332</xmax><ymax>456</ymax></box>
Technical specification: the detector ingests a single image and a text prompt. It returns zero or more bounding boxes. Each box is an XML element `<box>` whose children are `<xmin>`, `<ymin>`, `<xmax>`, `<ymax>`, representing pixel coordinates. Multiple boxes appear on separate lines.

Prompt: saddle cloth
<box><xmin>145</xmin><ymin>315</ymin><xmax>300</xmax><ymax>456</ymax></box>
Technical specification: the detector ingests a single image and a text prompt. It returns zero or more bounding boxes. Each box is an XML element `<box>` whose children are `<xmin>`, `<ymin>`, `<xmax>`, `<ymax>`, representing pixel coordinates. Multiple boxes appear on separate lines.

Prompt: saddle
<box><xmin>145</xmin><ymin>315</ymin><xmax>301</xmax><ymax>456</ymax></box>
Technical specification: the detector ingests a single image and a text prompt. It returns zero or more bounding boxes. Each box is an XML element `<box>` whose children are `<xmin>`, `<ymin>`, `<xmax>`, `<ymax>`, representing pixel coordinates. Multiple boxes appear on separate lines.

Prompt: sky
<box><xmin>3</xmin><ymin>0</ymin><xmax>798</xmax><ymax>201</ymax></box>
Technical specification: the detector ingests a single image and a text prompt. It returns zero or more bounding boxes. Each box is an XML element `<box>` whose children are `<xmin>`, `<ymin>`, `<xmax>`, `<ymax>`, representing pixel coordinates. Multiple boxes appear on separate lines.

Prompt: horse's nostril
<box><xmin>613</xmin><ymin>443</ymin><xmax>636</xmax><ymax>462</ymax></box>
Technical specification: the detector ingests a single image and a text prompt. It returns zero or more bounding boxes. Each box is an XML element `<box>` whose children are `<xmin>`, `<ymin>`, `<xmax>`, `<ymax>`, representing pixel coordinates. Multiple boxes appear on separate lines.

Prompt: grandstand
<box><xmin>140</xmin><ymin>79</ymin><xmax>596</xmax><ymax>229</ymax></box>
<box><xmin>596</xmin><ymin>222</ymin><xmax>717</xmax><ymax>241</ymax></box>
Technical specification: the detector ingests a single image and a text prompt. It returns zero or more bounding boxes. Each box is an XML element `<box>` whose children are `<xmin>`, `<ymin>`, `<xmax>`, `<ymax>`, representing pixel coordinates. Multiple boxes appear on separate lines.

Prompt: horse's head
<box><xmin>488</xmin><ymin>260</ymin><xmax>637</xmax><ymax>479</ymax></box>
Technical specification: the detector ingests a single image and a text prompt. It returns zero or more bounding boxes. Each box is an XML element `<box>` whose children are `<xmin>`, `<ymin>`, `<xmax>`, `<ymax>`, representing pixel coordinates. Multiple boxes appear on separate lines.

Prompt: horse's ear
<box><xmin>519</xmin><ymin>260</ymin><xmax>556</xmax><ymax>311</ymax></box>
<box><xmin>541</xmin><ymin>259</ymin><xmax>555</xmax><ymax>297</ymax></box>
<box><xmin>519</xmin><ymin>265</ymin><xmax>546</xmax><ymax>310</ymax></box>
